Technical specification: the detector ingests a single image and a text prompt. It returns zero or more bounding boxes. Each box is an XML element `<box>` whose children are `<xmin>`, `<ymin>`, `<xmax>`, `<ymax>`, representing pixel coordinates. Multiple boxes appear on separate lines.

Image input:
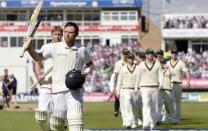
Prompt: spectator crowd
<box><xmin>163</xmin><ymin>15</ymin><xmax>208</xmax><ymax>29</ymax></box>
<box><xmin>178</xmin><ymin>51</ymin><xmax>208</xmax><ymax>78</ymax></box>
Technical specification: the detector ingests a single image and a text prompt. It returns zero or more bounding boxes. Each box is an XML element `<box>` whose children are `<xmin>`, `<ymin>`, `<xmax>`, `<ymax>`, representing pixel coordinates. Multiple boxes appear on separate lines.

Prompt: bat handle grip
<box><xmin>20</xmin><ymin>37</ymin><xmax>32</xmax><ymax>57</ymax></box>
<box><xmin>31</xmin><ymin>81</ymin><xmax>39</xmax><ymax>89</ymax></box>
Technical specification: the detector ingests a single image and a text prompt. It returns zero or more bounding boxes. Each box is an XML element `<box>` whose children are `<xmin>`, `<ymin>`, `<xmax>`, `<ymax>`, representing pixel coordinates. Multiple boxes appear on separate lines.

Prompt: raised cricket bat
<box><xmin>20</xmin><ymin>1</ymin><xmax>43</xmax><ymax>57</ymax></box>
<box><xmin>31</xmin><ymin>66</ymin><xmax>53</xmax><ymax>89</ymax></box>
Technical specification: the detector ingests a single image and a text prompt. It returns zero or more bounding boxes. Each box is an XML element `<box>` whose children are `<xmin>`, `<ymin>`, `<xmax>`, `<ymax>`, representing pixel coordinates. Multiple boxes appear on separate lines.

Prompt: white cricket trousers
<box><xmin>133</xmin><ymin>90</ymin><xmax>143</xmax><ymax>125</ymax></box>
<box><xmin>172</xmin><ymin>83</ymin><xmax>182</xmax><ymax>123</ymax></box>
<box><xmin>120</xmin><ymin>89</ymin><xmax>137</xmax><ymax>127</ymax></box>
<box><xmin>38</xmin><ymin>88</ymin><xmax>52</xmax><ymax>111</ymax></box>
<box><xmin>140</xmin><ymin>87</ymin><xmax>159</xmax><ymax>129</ymax></box>
<box><xmin>51</xmin><ymin>88</ymin><xmax>83</xmax><ymax>131</ymax></box>
<box><xmin>158</xmin><ymin>89</ymin><xmax>174</xmax><ymax>122</ymax></box>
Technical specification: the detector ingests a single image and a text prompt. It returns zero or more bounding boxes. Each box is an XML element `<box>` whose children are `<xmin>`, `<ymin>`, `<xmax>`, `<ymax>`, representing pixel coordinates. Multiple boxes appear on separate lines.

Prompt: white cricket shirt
<box><xmin>42</xmin><ymin>41</ymin><xmax>91</xmax><ymax>93</ymax></box>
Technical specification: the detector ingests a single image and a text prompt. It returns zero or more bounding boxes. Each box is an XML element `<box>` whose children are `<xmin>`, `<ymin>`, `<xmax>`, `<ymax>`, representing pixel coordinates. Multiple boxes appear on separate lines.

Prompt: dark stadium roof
<box><xmin>0</xmin><ymin>0</ymin><xmax>142</xmax><ymax>8</ymax></box>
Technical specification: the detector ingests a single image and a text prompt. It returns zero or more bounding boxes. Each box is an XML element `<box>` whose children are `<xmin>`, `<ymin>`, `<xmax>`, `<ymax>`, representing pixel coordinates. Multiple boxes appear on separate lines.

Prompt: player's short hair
<box><xmin>51</xmin><ymin>26</ymin><xmax>63</xmax><ymax>34</ymax></box>
<box><xmin>139</xmin><ymin>52</ymin><xmax>145</xmax><ymax>59</ymax></box>
<box><xmin>127</xmin><ymin>52</ymin><xmax>135</xmax><ymax>59</ymax></box>
<box><xmin>156</xmin><ymin>49</ymin><xmax>164</xmax><ymax>56</ymax></box>
<box><xmin>145</xmin><ymin>48</ymin><xmax>154</xmax><ymax>55</ymax></box>
<box><xmin>64</xmin><ymin>22</ymin><xmax>79</xmax><ymax>35</ymax></box>
<box><xmin>171</xmin><ymin>48</ymin><xmax>178</xmax><ymax>54</ymax></box>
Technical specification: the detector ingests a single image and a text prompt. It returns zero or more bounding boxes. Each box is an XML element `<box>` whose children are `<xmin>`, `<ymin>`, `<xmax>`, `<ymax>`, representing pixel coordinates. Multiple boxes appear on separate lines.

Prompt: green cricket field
<box><xmin>0</xmin><ymin>102</ymin><xmax>208</xmax><ymax>131</ymax></box>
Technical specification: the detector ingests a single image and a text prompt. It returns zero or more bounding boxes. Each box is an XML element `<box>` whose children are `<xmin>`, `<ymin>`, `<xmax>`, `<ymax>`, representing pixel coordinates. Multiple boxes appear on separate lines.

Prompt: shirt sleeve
<box><xmin>42</xmin><ymin>44</ymin><xmax>55</xmax><ymax>59</ymax></box>
<box><xmin>109</xmin><ymin>73</ymin><xmax>115</xmax><ymax>92</ymax></box>
<box><xmin>181</xmin><ymin>60</ymin><xmax>188</xmax><ymax>72</ymax></box>
<box><xmin>116</xmin><ymin>69</ymin><xmax>123</xmax><ymax>95</ymax></box>
<box><xmin>114</xmin><ymin>61</ymin><xmax>120</xmax><ymax>74</ymax></box>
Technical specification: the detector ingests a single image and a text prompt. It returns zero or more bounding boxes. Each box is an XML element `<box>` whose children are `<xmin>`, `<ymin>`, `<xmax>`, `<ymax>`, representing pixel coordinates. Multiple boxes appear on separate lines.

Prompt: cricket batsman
<box><xmin>26</xmin><ymin>22</ymin><xmax>93</xmax><ymax>131</ymax></box>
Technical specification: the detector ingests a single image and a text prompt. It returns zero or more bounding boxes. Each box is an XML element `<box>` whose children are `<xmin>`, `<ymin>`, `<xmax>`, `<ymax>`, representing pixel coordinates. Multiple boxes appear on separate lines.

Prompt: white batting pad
<box><xmin>35</xmin><ymin>109</ymin><xmax>50</xmax><ymax>131</ymax></box>
<box><xmin>50</xmin><ymin>115</ymin><xmax>65</xmax><ymax>131</ymax></box>
<box><xmin>67</xmin><ymin>103</ymin><xmax>83</xmax><ymax>131</ymax></box>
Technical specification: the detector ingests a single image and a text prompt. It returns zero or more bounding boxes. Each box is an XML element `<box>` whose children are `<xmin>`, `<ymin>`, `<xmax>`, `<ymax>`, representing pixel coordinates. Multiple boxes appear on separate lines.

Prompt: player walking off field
<box><xmin>116</xmin><ymin>53</ymin><xmax>140</xmax><ymax>129</ymax></box>
<box><xmin>167</xmin><ymin>49</ymin><xmax>190</xmax><ymax>124</ymax></box>
<box><xmin>27</xmin><ymin>22</ymin><xmax>93</xmax><ymax>131</ymax></box>
<box><xmin>113</xmin><ymin>48</ymin><xmax>129</xmax><ymax>119</ymax></box>
<box><xmin>155</xmin><ymin>49</ymin><xmax>164</xmax><ymax>63</ymax></box>
<box><xmin>34</xmin><ymin>26</ymin><xmax>63</xmax><ymax>131</ymax></box>
<box><xmin>158</xmin><ymin>58</ymin><xmax>175</xmax><ymax>124</ymax></box>
<box><xmin>155</xmin><ymin>49</ymin><xmax>167</xmax><ymax>123</ymax></box>
<box><xmin>135</xmin><ymin>48</ymin><xmax>162</xmax><ymax>129</ymax></box>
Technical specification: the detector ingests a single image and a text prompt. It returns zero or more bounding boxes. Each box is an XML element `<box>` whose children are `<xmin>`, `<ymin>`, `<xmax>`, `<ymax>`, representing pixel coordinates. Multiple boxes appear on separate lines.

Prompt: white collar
<box><xmin>63</xmin><ymin>40</ymin><xmax>78</xmax><ymax>50</ymax></box>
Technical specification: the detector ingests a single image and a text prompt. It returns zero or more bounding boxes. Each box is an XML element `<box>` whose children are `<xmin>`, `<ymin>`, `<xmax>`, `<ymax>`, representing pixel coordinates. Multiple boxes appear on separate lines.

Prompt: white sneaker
<box><xmin>131</xmin><ymin>123</ymin><xmax>137</xmax><ymax>128</ymax></box>
<box><xmin>150</xmin><ymin>125</ymin><xmax>155</xmax><ymax>130</ymax></box>
<box><xmin>138</xmin><ymin>119</ymin><xmax>143</xmax><ymax>126</ymax></box>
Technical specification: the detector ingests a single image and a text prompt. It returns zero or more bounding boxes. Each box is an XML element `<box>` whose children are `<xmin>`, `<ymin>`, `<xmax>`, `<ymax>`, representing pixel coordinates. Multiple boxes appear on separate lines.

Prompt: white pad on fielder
<box><xmin>50</xmin><ymin>115</ymin><xmax>65</xmax><ymax>131</ymax></box>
